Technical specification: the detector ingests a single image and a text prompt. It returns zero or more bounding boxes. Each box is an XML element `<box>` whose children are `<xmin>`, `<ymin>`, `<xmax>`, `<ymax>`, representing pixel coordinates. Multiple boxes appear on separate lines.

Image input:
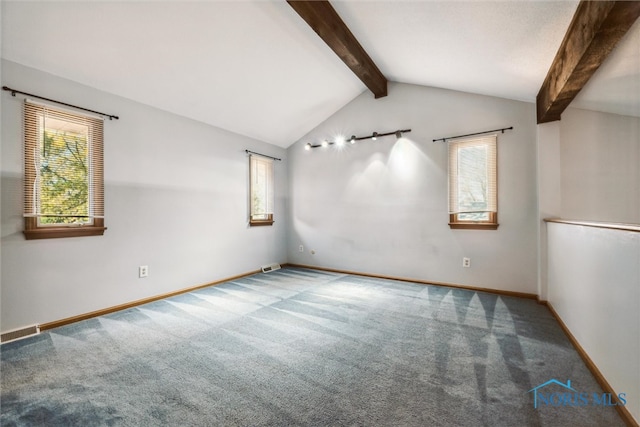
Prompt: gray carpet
<box><xmin>1</xmin><ymin>267</ymin><xmax>625</xmax><ymax>426</ymax></box>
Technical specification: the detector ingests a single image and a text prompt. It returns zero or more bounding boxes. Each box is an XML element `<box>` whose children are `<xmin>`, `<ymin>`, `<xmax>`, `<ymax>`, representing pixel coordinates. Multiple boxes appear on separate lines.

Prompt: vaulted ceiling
<box><xmin>2</xmin><ymin>1</ymin><xmax>638</xmax><ymax>148</ymax></box>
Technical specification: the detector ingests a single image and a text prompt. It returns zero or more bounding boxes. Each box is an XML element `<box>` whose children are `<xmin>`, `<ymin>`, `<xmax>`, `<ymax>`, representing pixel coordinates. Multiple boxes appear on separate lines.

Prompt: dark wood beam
<box><xmin>537</xmin><ymin>1</ymin><xmax>640</xmax><ymax>124</ymax></box>
<box><xmin>287</xmin><ymin>0</ymin><xmax>387</xmax><ymax>98</ymax></box>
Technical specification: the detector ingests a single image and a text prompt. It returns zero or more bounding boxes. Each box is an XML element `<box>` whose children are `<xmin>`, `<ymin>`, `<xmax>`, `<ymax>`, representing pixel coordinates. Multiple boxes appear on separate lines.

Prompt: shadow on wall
<box><xmin>1</xmin><ymin>173</ymin><xmax>23</xmax><ymax>240</ymax></box>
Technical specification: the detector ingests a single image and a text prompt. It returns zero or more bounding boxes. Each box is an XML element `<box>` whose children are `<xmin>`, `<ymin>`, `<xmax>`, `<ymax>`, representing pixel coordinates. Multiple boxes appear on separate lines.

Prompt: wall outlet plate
<box><xmin>463</xmin><ymin>258</ymin><xmax>471</xmax><ymax>268</ymax></box>
<box><xmin>139</xmin><ymin>265</ymin><xmax>149</xmax><ymax>278</ymax></box>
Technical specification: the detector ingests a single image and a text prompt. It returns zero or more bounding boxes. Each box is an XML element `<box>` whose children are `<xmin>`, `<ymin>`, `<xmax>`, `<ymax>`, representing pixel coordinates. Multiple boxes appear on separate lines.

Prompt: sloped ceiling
<box><xmin>4</xmin><ymin>1</ymin><xmax>633</xmax><ymax>149</ymax></box>
<box><xmin>571</xmin><ymin>17</ymin><xmax>640</xmax><ymax>118</ymax></box>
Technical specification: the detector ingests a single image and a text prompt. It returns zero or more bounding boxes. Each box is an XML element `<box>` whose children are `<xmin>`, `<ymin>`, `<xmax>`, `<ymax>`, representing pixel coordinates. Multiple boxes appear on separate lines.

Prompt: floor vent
<box><xmin>261</xmin><ymin>263</ymin><xmax>281</xmax><ymax>273</ymax></box>
<box><xmin>1</xmin><ymin>325</ymin><xmax>40</xmax><ymax>344</ymax></box>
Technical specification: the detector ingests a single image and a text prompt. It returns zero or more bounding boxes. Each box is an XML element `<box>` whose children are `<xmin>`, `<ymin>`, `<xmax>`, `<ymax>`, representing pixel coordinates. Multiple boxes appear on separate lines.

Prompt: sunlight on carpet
<box><xmin>1</xmin><ymin>267</ymin><xmax>626</xmax><ymax>426</ymax></box>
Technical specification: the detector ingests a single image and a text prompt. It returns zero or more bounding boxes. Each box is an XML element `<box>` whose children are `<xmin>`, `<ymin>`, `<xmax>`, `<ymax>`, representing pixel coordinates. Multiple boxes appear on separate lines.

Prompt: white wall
<box><xmin>547</xmin><ymin>222</ymin><xmax>640</xmax><ymax>422</ymax></box>
<box><xmin>1</xmin><ymin>60</ymin><xmax>288</xmax><ymax>332</ymax></box>
<box><xmin>560</xmin><ymin>108</ymin><xmax>640</xmax><ymax>223</ymax></box>
<box><xmin>536</xmin><ymin>121</ymin><xmax>562</xmax><ymax>301</ymax></box>
<box><xmin>287</xmin><ymin>82</ymin><xmax>539</xmax><ymax>294</ymax></box>
<box><xmin>541</xmin><ymin>108</ymin><xmax>640</xmax><ymax>424</ymax></box>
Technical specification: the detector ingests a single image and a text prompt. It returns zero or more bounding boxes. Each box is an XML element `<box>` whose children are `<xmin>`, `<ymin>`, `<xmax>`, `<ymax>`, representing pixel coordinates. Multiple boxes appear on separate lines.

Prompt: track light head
<box><xmin>372</xmin><ymin>132</ymin><xmax>378</xmax><ymax>141</ymax></box>
<box><xmin>395</xmin><ymin>131</ymin><xmax>402</xmax><ymax>139</ymax></box>
<box><xmin>321</xmin><ymin>140</ymin><xmax>329</xmax><ymax>148</ymax></box>
<box><xmin>305</xmin><ymin>143</ymin><xmax>311</xmax><ymax>151</ymax></box>
<box><xmin>350</xmin><ymin>135</ymin><xmax>356</xmax><ymax>144</ymax></box>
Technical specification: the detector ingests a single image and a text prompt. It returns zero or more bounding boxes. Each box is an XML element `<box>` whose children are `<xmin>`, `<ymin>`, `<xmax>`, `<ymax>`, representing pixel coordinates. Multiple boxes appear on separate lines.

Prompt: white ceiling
<box><xmin>571</xmin><ymin>17</ymin><xmax>640</xmax><ymax>118</ymax></box>
<box><xmin>2</xmin><ymin>1</ymin><xmax>636</xmax><ymax>148</ymax></box>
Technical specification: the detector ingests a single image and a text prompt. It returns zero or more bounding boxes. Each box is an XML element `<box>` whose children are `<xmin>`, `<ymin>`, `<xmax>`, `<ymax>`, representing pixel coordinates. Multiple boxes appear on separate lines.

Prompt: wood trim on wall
<box><xmin>544</xmin><ymin>218</ymin><xmax>640</xmax><ymax>233</ymax></box>
<box><xmin>39</xmin><ymin>263</ymin><xmax>537</xmax><ymax>332</ymax></box>
<box><xmin>541</xmin><ymin>301</ymin><xmax>638</xmax><ymax>427</ymax></box>
<box><xmin>33</xmin><ymin>262</ymin><xmax>637</xmax><ymax>426</ymax></box>
<box><xmin>289</xmin><ymin>263</ymin><xmax>636</xmax><ymax>425</ymax></box>
<box><xmin>39</xmin><ymin>269</ymin><xmax>262</xmax><ymax>331</ymax></box>
<box><xmin>284</xmin><ymin>263</ymin><xmax>538</xmax><ymax>300</ymax></box>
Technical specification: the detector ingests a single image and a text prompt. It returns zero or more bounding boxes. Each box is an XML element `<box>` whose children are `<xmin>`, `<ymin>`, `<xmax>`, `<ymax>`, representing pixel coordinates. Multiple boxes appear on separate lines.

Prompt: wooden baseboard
<box><xmin>38</xmin><ymin>263</ymin><xmax>532</xmax><ymax>333</ymax></box>
<box><xmin>36</xmin><ymin>263</ymin><xmax>636</xmax><ymax>426</ymax></box>
<box><xmin>40</xmin><ymin>269</ymin><xmax>262</xmax><ymax>331</ymax></box>
<box><xmin>288</xmin><ymin>264</ymin><xmax>636</xmax><ymax>425</ymax></box>
<box><xmin>285</xmin><ymin>263</ymin><xmax>538</xmax><ymax>300</ymax></box>
<box><xmin>543</xmin><ymin>301</ymin><xmax>638</xmax><ymax>427</ymax></box>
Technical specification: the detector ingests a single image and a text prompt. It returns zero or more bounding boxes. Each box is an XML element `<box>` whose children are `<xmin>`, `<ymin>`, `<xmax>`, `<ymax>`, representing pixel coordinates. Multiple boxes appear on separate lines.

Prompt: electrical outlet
<box><xmin>139</xmin><ymin>265</ymin><xmax>149</xmax><ymax>278</ymax></box>
<box><xmin>299</xmin><ymin>245</ymin><xmax>304</xmax><ymax>252</ymax></box>
<box><xmin>462</xmin><ymin>258</ymin><xmax>471</xmax><ymax>268</ymax></box>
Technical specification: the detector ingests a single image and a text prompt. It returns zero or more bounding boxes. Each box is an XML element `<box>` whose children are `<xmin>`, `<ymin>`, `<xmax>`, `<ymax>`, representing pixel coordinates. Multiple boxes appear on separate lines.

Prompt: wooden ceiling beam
<box><xmin>287</xmin><ymin>0</ymin><xmax>387</xmax><ymax>98</ymax></box>
<box><xmin>537</xmin><ymin>1</ymin><xmax>640</xmax><ymax>124</ymax></box>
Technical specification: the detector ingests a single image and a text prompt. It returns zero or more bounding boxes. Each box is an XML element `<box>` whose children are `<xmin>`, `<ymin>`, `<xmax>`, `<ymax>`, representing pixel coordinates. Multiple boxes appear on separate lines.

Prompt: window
<box><xmin>448</xmin><ymin>134</ymin><xmax>498</xmax><ymax>229</ymax></box>
<box><xmin>23</xmin><ymin>101</ymin><xmax>106</xmax><ymax>239</ymax></box>
<box><xmin>249</xmin><ymin>154</ymin><xmax>274</xmax><ymax>226</ymax></box>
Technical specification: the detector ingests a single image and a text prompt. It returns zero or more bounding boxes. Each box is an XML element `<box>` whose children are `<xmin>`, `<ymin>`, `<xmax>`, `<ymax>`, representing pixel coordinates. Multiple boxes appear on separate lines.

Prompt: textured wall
<box><xmin>1</xmin><ymin>60</ymin><xmax>288</xmax><ymax>331</ymax></box>
<box><xmin>287</xmin><ymin>82</ymin><xmax>539</xmax><ymax>294</ymax></box>
<box><xmin>560</xmin><ymin>108</ymin><xmax>640</xmax><ymax>223</ymax></box>
<box><xmin>547</xmin><ymin>222</ymin><xmax>640</xmax><ymax>423</ymax></box>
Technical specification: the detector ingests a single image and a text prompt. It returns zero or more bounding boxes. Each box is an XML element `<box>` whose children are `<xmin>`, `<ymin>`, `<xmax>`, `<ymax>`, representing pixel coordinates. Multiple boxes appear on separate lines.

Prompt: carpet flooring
<box><xmin>1</xmin><ymin>267</ymin><xmax>625</xmax><ymax>426</ymax></box>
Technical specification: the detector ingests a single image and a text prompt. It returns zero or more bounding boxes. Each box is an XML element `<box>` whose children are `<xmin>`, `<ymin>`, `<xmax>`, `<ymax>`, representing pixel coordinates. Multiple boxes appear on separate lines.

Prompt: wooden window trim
<box><xmin>249</xmin><ymin>214</ymin><xmax>274</xmax><ymax>227</ymax></box>
<box><xmin>24</xmin><ymin>218</ymin><xmax>107</xmax><ymax>240</ymax></box>
<box><xmin>449</xmin><ymin>213</ymin><xmax>499</xmax><ymax>230</ymax></box>
<box><xmin>448</xmin><ymin>134</ymin><xmax>498</xmax><ymax>230</ymax></box>
<box><xmin>249</xmin><ymin>154</ymin><xmax>274</xmax><ymax>227</ymax></box>
<box><xmin>23</xmin><ymin>101</ymin><xmax>105</xmax><ymax>240</ymax></box>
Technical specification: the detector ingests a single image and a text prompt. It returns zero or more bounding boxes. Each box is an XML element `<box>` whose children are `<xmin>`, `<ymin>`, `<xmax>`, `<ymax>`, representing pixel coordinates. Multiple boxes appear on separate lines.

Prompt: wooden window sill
<box><xmin>24</xmin><ymin>226</ymin><xmax>107</xmax><ymax>240</ymax></box>
<box><xmin>449</xmin><ymin>223</ymin><xmax>499</xmax><ymax>230</ymax></box>
<box><xmin>249</xmin><ymin>220</ymin><xmax>274</xmax><ymax>227</ymax></box>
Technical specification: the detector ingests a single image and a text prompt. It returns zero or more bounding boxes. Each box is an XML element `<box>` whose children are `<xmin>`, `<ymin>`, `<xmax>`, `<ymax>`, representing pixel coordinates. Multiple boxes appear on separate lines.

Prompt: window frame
<box><xmin>23</xmin><ymin>101</ymin><xmax>106</xmax><ymax>240</ymax></box>
<box><xmin>249</xmin><ymin>154</ymin><xmax>275</xmax><ymax>227</ymax></box>
<box><xmin>448</xmin><ymin>134</ymin><xmax>498</xmax><ymax>230</ymax></box>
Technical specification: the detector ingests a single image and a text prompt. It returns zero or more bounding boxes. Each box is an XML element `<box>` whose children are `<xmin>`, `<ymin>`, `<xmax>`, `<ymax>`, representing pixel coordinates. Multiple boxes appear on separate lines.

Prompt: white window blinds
<box><xmin>24</xmin><ymin>101</ymin><xmax>104</xmax><ymax>224</ymax></box>
<box><xmin>448</xmin><ymin>134</ymin><xmax>497</xmax><ymax>216</ymax></box>
<box><xmin>249</xmin><ymin>154</ymin><xmax>274</xmax><ymax>223</ymax></box>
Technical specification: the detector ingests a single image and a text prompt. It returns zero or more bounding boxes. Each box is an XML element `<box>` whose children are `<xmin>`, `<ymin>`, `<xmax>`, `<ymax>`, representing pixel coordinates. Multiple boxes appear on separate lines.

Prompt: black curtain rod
<box><xmin>2</xmin><ymin>86</ymin><xmax>119</xmax><ymax>120</ymax></box>
<box><xmin>433</xmin><ymin>126</ymin><xmax>513</xmax><ymax>143</ymax></box>
<box><xmin>245</xmin><ymin>150</ymin><xmax>282</xmax><ymax>161</ymax></box>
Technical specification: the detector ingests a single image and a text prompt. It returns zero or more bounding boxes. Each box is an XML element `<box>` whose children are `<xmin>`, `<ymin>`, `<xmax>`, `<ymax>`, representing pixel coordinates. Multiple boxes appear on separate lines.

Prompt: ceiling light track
<box><xmin>305</xmin><ymin>129</ymin><xmax>411</xmax><ymax>150</ymax></box>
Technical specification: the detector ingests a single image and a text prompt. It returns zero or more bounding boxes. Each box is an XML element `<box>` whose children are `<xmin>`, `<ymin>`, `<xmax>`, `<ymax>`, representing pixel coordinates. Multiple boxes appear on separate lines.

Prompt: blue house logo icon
<box><xmin>528</xmin><ymin>379</ymin><xmax>627</xmax><ymax>409</ymax></box>
<box><xmin>528</xmin><ymin>379</ymin><xmax>576</xmax><ymax>409</ymax></box>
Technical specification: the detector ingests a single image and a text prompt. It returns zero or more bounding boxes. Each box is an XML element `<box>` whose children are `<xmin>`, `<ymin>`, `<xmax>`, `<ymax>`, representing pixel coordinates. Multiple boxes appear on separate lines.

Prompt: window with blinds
<box><xmin>448</xmin><ymin>134</ymin><xmax>498</xmax><ymax>229</ymax></box>
<box><xmin>23</xmin><ymin>100</ymin><xmax>106</xmax><ymax>239</ymax></box>
<box><xmin>249</xmin><ymin>154</ymin><xmax>274</xmax><ymax>226</ymax></box>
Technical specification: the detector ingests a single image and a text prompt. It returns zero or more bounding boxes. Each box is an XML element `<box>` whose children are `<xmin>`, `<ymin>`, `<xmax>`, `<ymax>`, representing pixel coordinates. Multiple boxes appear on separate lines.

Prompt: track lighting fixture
<box><xmin>303</xmin><ymin>129</ymin><xmax>411</xmax><ymax>150</ymax></box>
